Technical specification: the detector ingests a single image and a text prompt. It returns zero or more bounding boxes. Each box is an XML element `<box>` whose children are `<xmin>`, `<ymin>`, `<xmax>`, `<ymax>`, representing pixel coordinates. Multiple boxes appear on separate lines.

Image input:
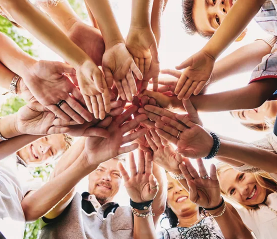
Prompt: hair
<box><xmin>230</xmin><ymin>111</ymin><xmax>276</xmax><ymax>132</ymax></box>
<box><xmin>63</xmin><ymin>134</ymin><xmax>73</xmax><ymax>150</ymax></box>
<box><xmin>181</xmin><ymin>0</ymin><xmax>213</xmax><ymax>39</ymax></box>
<box><xmin>216</xmin><ymin>162</ymin><xmax>277</xmax><ymax>210</ymax></box>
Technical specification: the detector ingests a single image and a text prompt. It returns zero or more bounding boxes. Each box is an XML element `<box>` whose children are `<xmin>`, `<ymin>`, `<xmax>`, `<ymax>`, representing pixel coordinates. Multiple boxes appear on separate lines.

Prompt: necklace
<box><xmin>177</xmin><ymin>216</ymin><xmax>204</xmax><ymax>228</ymax></box>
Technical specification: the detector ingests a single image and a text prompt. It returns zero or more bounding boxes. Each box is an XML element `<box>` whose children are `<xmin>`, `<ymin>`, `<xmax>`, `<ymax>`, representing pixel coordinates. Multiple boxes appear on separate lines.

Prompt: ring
<box><xmin>201</xmin><ymin>175</ymin><xmax>209</xmax><ymax>180</ymax></box>
<box><xmin>56</xmin><ymin>100</ymin><xmax>65</xmax><ymax>108</ymax></box>
<box><xmin>177</xmin><ymin>131</ymin><xmax>181</xmax><ymax>139</ymax></box>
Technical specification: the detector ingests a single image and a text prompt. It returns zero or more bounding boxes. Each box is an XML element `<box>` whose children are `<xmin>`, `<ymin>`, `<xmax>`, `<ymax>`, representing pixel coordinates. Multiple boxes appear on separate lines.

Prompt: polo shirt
<box><xmin>40</xmin><ymin>192</ymin><xmax>134</xmax><ymax>239</ymax></box>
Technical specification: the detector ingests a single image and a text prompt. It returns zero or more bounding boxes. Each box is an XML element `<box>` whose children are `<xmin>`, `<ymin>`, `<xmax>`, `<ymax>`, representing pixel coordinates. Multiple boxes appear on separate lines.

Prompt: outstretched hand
<box><xmin>175</xmin><ymin>50</ymin><xmax>214</xmax><ymax>99</ymax></box>
<box><xmin>119</xmin><ymin>150</ymin><xmax>159</xmax><ymax>203</ymax></box>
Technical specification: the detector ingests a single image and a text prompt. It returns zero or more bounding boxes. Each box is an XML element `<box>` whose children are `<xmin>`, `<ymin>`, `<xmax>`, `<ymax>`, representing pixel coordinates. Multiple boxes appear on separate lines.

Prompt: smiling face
<box><xmin>88</xmin><ymin>158</ymin><xmax>122</xmax><ymax>205</ymax></box>
<box><xmin>192</xmin><ymin>0</ymin><xmax>234</xmax><ymax>35</ymax></box>
<box><xmin>166</xmin><ymin>174</ymin><xmax>198</xmax><ymax>216</ymax></box>
<box><xmin>218</xmin><ymin>168</ymin><xmax>267</xmax><ymax>206</ymax></box>
<box><xmin>17</xmin><ymin>135</ymin><xmax>67</xmax><ymax>165</ymax></box>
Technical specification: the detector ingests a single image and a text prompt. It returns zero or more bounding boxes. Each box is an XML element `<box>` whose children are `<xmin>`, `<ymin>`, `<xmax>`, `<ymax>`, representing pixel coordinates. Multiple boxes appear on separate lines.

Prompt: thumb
<box><xmin>187</xmin><ymin>180</ymin><xmax>198</xmax><ymax>203</ymax></box>
<box><xmin>150</xmin><ymin>43</ymin><xmax>159</xmax><ymax>64</ymax></box>
<box><xmin>58</xmin><ymin>62</ymin><xmax>76</xmax><ymax>75</ymax></box>
<box><xmin>176</xmin><ymin>57</ymin><xmax>193</xmax><ymax>70</ymax></box>
<box><xmin>182</xmin><ymin>99</ymin><xmax>197</xmax><ymax>116</ymax></box>
<box><xmin>28</xmin><ymin>101</ymin><xmax>46</xmax><ymax>112</ymax></box>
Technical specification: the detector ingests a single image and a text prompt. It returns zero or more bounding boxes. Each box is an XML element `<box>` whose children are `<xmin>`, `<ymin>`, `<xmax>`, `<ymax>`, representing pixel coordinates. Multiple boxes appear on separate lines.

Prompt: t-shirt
<box><xmin>157</xmin><ymin>217</ymin><xmax>224</xmax><ymax>239</ymax></box>
<box><xmin>40</xmin><ymin>192</ymin><xmax>134</xmax><ymax>239</ymax></box>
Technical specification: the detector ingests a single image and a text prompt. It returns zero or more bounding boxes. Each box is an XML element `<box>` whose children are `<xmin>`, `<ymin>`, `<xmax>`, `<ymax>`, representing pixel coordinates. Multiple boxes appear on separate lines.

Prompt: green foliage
<box><xmin>0</xmin><ymin>15</ymin><xmax>36</xmax><ymax>57</ymax></box>
<box><xmin>0</xmin><ymin>96</ymin><xmax>26</xmax><ymax>116</ymax></box>
<box><xmin>68</xmin><ymin>0</ymin><xmax>88</xmax><ymax>21</ymax></box>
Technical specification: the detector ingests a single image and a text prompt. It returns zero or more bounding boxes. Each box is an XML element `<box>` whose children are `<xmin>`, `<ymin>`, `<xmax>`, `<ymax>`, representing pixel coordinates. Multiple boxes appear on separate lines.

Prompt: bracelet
<box><xmin>208</xmin><ymin>202</ymin><xmax>226</xmax><ymax>218</ymax></box>
<box><xmin>204</xmin><ymin>132</ymin><xmax>220</xmax><ymax>159</ymax></box>
<box><xmin>131</xmin><ymin>207</ymin><xmax>155</xmax><ymax>218</ymax></box>
<box><xmin>168</xmin><ymin>171</ymin><xmax>185</xmax><ymax>180</ymax></box>
<box><xmin>203</xmin><ymin>197</ymin><xmax>224</xmax><ymax>211</ymax></box>
<box><xmin>0</xmin><ymin>118</ymin><xmax>8</xmax><ymax>141</ymax></box>
<box><xmin>130</xmin><ymin>199</ymin><xmax>153</xmax><ymax>210</ymax></box>
<box><xmin>10</xmin><ymin>75</ymin><xmax>21</xmax><ymax>94</ymax></box>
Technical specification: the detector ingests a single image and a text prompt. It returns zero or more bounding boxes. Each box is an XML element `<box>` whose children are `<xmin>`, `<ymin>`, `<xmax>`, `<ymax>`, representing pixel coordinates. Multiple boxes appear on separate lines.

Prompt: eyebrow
<box><xmin>226</xmin><ymin>173</ymin><xmax>239</xmax><ymax>195</ymax></box>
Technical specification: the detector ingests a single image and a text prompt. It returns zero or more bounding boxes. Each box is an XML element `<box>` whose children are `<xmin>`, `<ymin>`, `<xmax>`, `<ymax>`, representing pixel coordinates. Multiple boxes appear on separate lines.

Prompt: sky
<box><xmin>0</xmin><ymin>0</ymin><xmax>273</xmax><ymax>231</ymax></box>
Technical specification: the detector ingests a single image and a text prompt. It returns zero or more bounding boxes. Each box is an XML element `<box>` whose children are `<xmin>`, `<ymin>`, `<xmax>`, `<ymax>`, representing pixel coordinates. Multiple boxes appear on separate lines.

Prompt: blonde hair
<box><xmin>216</xmin><ymin>162</ymin><xmax>277</xmax><ymax>210</ymax></box>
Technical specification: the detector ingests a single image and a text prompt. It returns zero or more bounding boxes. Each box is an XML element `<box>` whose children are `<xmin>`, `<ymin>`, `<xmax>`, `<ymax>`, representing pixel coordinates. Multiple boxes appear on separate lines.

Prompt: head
<box><xmin>165</xmin><ymin>173</ymin><xmax>199</xmax><ymax>227</ymax></box>
<box><xmin>216</xmin><ymin>163</ymin><xmax>277</xmax><ymax>208</ymax></box>
<box><xmin>182</xmin><ymin>0</ymin><xmax>246</xmax><ymax>40</ymax></box>
<box><xmin>230</xmin><ymin>101</ymin><xmax>277</xmax><ymax>131</ymax></box>
<box><xmin>17</xmin><ymin>134</ymin><xmax>72</xmax><ymax>166</ymax></box>
<box><xmin>88</xmin><ymin>156</ymin><xmax>126</xmax><ymax>205</ymax></box>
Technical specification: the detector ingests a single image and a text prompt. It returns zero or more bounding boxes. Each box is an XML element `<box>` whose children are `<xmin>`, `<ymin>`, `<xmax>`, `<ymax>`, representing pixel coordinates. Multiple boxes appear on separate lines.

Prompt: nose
<box><xmin>238</xmin><ymin>184</ymin><xmax>250</xmax><ymax>198</ymax></box>
<box><xmin>40</xmin><ymin>144</ymin><xmax>51</xmax><ymax>155</ymax></box>
<box><xmin>101</xmin><ymin>172</ymin><xmax>112</xmax><ymax>181</ymax></box>
<box><xmin>214</xmin><ymin>0</ymin><xmax>227</xmax><ymax>16</ymax></box>
<box><xmin>174</xmin><ymin>185</ymin><xmax>183</xmax><ymax>194</ymax></box>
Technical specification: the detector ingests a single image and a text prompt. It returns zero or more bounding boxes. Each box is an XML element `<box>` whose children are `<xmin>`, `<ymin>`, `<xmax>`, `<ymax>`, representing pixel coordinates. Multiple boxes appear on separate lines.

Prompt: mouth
<box><xmin>97</xmin><ymin>184</ymin><xmax>112</xmax><ymax>190</ymax></box>
<box><xmin>229</xmin><ymin>0</ymin><xmax>236</xmax><ymax>7</ymax></box>
<box><xmin>176</xmin><ymin>196</ymin><xmax>188</xmax><ymax>203</ymax></box>
<box><xmin>30</xmin><ymin>144</ymin><xmax>39</xmax><ymax>160</ymax></box>
<box><xmin>246</xmin><ymin>185</ymin><xmax>258</xmax><ymax>200</ymax></box>
<box><xmin>254</xmin><ymin>108</ymin><xmax>258</xmax><ymax>113</ymax></box>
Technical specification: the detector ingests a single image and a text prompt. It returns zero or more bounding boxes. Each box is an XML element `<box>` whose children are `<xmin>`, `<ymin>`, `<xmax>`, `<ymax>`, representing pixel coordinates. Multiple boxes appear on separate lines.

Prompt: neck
<box><xmin>177</xmin><ymin>210</ymin><xmax>201</xmax><ymax>228</ymax></box>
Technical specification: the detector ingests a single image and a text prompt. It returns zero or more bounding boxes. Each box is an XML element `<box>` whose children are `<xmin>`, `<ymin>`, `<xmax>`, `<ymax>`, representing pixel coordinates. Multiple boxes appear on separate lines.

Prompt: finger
<box><xmin>144</xmin><ymin>57</ymin><xmax>151</xmax><ymax>76</ymax></box>
<box><xmin>160</xmin><ymin>69</ymin><xmax>181</xmax><ymax>78</ymax></box>
<box><xmin>91</xmin><ymin>95</ymin><xmax>99</xmax><ymax>119</ymax></box>
<box><xmin>139</xmin><ymin>80</ymin><xmax>149</xmax><ymax>92</ymax></box>
<box><xmin>160</xmin><ymin>116</ymin><xmax>187</xmax><ymax>132</ymax></box>
<box><xmin>177</xmin><ymin>79</ymin><xmax>193</xmax><ymax>100</ymax></box>
<box><xmin>175</xmin><ymin>73</ymin><xmax>188</xmax><ymax>95</ymax></box>
<box><xmin>144</xmin><ymin>105</ymin><xmax>175</xmax><ymax>119</ymax></box>
<box><xmin>96</xmin><ymin>116</ymin><xmax>113</xmax><ymax>128</ymax></box>
<box><xmin>116</xmin><ymin>105</ymin><xmax>138</xmax><ymax>125</ymax></box>
<box><xmin>103</xmin><ymin>67</ymin><xmax>114</xmax><ymax>88</ymax></box>
<box><xmin>175</xmin><ymin>114</ymin><xmax>194</xmax><ymax>128</ymax></box>
<box><xmin>139</xmin><ymin>58</ymin><xmax>145</xmax><ymax>76</ymax></box>
<box><xmin>102</xmin><ymin>84</ymin><xmax>111</xmax><ymax>114</ymax></box>
<box><xmin>58</xmin><ymin>62</ymin><xmax>76</xmax><ymax>75</ymax></box>
<box><xmin>82</xmin><ymin>127</ymin><xmax>110</xmax><ymax>138</ymax></box>
<box><xmin>141</xmin><ymin>95</ymin><xmax>150</xmax><ymax>107</ymax></box>
<box><xmin>149</xmin><ymin>98</ymin><xmax>156</xmax><ymax>106</ymax></box>
<box><xmin>93</xmin><ymin>70</ymin><xmax>105</xmax><ymax>93</ymax></box>
<box><xmin>156</xmin><ymin>129</ymin><xmax>178</xmax><ymax>145</ymax></box>
<box><xmin>184</xmin><ymin>81</ymin><xmax>198</xmax><ymax>100</ymax></box>
<box><xmin>145</xmin><ymin>131</ymin><xmax>158</xmax><ymax>151</ymax></box>
<box><xmin>70</xmin><ymin>86</ymin><xmax>86</xmax><ymax>109</ymax></box>
<box><xmin>194</xmin><ymin>81</ymin><xmax>206</xmax><ymax>95</ymax></box>
<box><xmin>118</xmin><ymin>162</ymin><xmax>130</xmax><ymax>182</ymax></box>
<box><xmin>149</xmin><ymin>129</ymin><xmax>162</xmax><ymax>146</ymax></box>
<box><xmin>122</xmin><ymin>128</ymin><xmax>148</xmax><ymax>144</ymax></box>
<box><xmin>157</xmin><ymin>85</ymin><xmax>175</xmax><ymax>93</ymax></box>
<box><xmin>155</xmin><ymin>121</ymin><xmax>179</xmax><ymax>137</ymax></box>
<box><xmin>115</xmin><ymin>80</ymin><xmax>126</xmax><ymax>101</ymax></box>
<box><xmin>131</xmin><ymin>61</ymin><xmax>143</xmax><ymax>81</ymax></box>
<box><xmin>126</xmin><ymin>70</ymin><xmax>137</xmax><ymax>96</ymax></box>
<box><xmin>122</xmin><ymin>78</ymin><xmax>132</xmax><ymax>102</ymax></box>
<box><xmin>53</xmin><ymin>118</ymin><xmax>79</xmax><ymax>126</ymax></box>
<box><xmin>138</xmin><ymin>149</ymin><xmax>145</xmax><ymax>174</ymax></box>
<box><xmin>68</xmin><ymin>94</ymin><xmax>92</xmax><ymax>123</ymax></box>
<box><xmin>59</xmin><ymin>102</ymin><xmax>84</xmax><ymax>124</ymax></box>
<box><xmin>83</xmin><ymin>95</ymin><xmax>93</xmax><ymax>114</ymax></box>
<box><xmin>210</xmin><ymin>164</ymin><xmax>218</xmax><ymax>181</ymax></box>
<box><xmin>118</xmin><ymin>143</ymin><xmax>139</xmax><ymax>155</ymax></box>
<box><xmin>139</xmin><ymin>144</ymin><xmax>152</xmax><ymax>153</ymax></box>
<box><xmin>184</xmin><ymin>158</ymin><xmax>199</xmax><ymax>179</ymax></box>
<box><xmin>152</xmin><ymin>77</ymin><xmax>158</xmax><ymax>92</ymax></box>
<box><xmin>175</xmin><ymin>57</ymin><xmax>193</xmax><ymax>70</ymax></box>
<box><xmin>111</xmin><ymin>100</ymin><xmax>122</xmax><ymax>109</ymax></box>
<box><xmin>129</xmin><ymin>152</ymin><xmax>137</xmax><ymax>177</ymax></box>
<box><xmin>138</xmin><ymin>108</ymin><xmax>161</xmax><ymax>123</ymax></box>
<box><xmin>109</xmin><ymin>107</ymin><xmax>124</xmax><ymax>117</ymax></box>
<box><xmin>134</xmin><ymin>57</ymin><xmax>139</xmax><ymax>69</ymax></box>
<box><xmin>145</xmin><ymin>152</ymin><xmax>153</xmax><ymax>175</ymax></box>
<box><xmin>196</xmin><ymin>158</ymin><xmax>208</xmax><ymax>178</ymax></box>
<box><xmin>141</xmin><ymin>119</ymin><xmax>155</xmax><ymax>129</ymax></box>
<box><xmin>96</xmin><ymin>94</ymin><xmax>105</xmax><ymax>120</ymax></box>
<box><xmin>47</xmin><ymin>105</ymin><xmax>71</xmax><ymax>122</ymax></box>
<box><xmin>178</xmin><ymin>163</ymin><xmax>191</xmax><ymax>189</ymax></box>
<box><xmin>47</xmin><ymin>126</ymin><xmax>70</xmax><ymax>134</ymax></box>
<box><xmin>121</xmin><ymin>114</ymin><xmax>148</xmax><ymax>134</ymax></box>
<box><xmin>182</xmin><ymin>99</ymin><xmax>197</xmax><ymax>117</ymax></box>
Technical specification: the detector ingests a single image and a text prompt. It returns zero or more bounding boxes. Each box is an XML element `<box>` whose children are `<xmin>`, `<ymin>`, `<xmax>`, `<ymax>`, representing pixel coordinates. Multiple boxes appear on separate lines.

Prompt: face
<box><xmin>88</xmin><ymin>159</ymin><xmax>122</xmax><ymax>204</ymax></box>
<box><xmin>192</xmin><ymin>0</ymin><xmax>235</xmax><ymax>35</ymax></box>
<box><xmin>17</xmin><ymin>135</ymin><xmax>67</xmax><ymax>165</ymax></box>
<box><xmin>219</xmin><ymin>168</ymin><xmax>267</xmax><ymax>206</ymax></box>
<box><xmin>166</xmin><ymin>174</ymin><xmax>198</xmax><ymax>216</ymax></box>
<box><xmin>232</xmin><ymin>101</ymin><xmax>277</xmax><ymax>124</ymax></box>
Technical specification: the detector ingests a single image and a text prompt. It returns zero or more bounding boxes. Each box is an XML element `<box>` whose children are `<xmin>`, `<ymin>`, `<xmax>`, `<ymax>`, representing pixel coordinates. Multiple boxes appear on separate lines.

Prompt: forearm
<box><xmin>131</xmin><ymin>0</ymin><xmax>153</xmax><ymax>28</ymax></box>
<box><xmin>38</xmin><ymin>0</ymin><xmax>80</xmax><ymax>33</ymax></box>
<box><xmin>0</xmin><ymin>135</ymin><xmax>41</xmax><ymax>159</ymax></box>
<box><xmin>133</xmin><ymin>213</ymin><xmax>157</xmax><ymax>239</ymax></box>
<box><xmin>85</xmin><ymin>0</ymin><xmax>124</xmax><ymax>48</ymax></box>
<box><xmin>203</xmin><ymin>0</ymin><xmax>265</xmax><ymax>58</ymax></box>
<box><xmin>150</xmin><ymin>0</ymin><xmax>164</xmax><ymax>46</ymax></box>
<box><xmin>0</xmin><ymin>62</ymin><xmax>16</xmax><ymax>90</ymax></box>
<box><xmin>21</xmin><ymin>150</ymin><xmax>96</xmax><ymax>221</ymax></box>
<box><xmin>2</xmin><ymin>0</ymin><xmax>90</xmax><ymax>68</ymax></box>
<box><xmin>0</xmin><ymin>114</ymin><xmax>21</xmax><ymax>140</ymax></box>
<box><xmin>217</xmin><ymin>139</ymin><xmax>277</xmax><ymax>173</ymax></box>
<box><xmin>210</xmin><ymin>40</ymin><xmax>272</xmax><ymax>84</ymax></box>
<box><xmin>209</xmin><ymin>203</ymin><xmax>253</xmax><ymax>239</ymax></box>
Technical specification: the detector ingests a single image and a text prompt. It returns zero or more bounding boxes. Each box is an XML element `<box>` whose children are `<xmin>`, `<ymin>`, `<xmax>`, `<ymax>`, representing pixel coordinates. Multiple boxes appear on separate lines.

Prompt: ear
<box><xmin>235</xmin><ymin>28</ymin><xmax>247</xmax><ymax>42</ymax></box>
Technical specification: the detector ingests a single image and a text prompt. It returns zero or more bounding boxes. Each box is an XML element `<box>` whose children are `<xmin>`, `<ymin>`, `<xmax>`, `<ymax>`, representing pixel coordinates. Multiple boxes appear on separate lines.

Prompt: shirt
<box><xmin>40</xmin><ymin>192</ymin><xmax>134</xmax><ymax>239</ymax></box>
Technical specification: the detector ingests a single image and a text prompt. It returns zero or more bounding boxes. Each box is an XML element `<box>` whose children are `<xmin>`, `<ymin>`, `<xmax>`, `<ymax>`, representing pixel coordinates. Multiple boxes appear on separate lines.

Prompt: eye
<box><xmin>215</xmin><ymin>15</ymin><xmax>220</xmax><ymax>25</ymax></box>
<box><xmin>230</xmin><ymin>188</ymin><xmax>235</xmax><ymax>195</ymax></box>
<box><xmin>113</xmin><ymin>173</ymin><xmax>121</xmax><ymax>177</ymax></box>
<box><xmin>167</xmin><ymin>187</ymin><xmax>173</xmax><ymax>191</ymax></box>
<box><xmin>97</xmin><ymin>168</ymin><xmax>103</xmax><ymax>172</ymax></box>
<box><xmin>213</xmin><ymin>0</ymin><xmax>216</xmax><ymax>5</ymax></box>
<box><xmin>239</xmin><ymin>173</ymin><xmax>244</xmax><ymax>181</ymax></box>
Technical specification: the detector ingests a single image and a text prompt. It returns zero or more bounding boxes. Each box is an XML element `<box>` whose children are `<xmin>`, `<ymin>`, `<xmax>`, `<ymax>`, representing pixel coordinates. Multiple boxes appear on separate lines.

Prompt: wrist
<box><xmin>0</xmin><ymin>114</ymin><xmax>21</xmax><ymax>139</ymax></box>
<box><xmin>105</xmin><ymin>39</ymin><xmax>125</xmax><ymax>50</ymax></box>
<box><xmin>80</xmin><ymin>150</ymin><xmax>99</xmax><ymax>173</ymax></box>
<box><xmin>204</xmin><ymin>132</ymin><xmax>220</xmax><ymax>160</ymax></box>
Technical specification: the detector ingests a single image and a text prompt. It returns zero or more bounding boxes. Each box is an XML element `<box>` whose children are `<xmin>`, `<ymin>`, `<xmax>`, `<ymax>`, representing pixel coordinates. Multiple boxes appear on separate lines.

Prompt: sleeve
<box><xmin>157</xmin><ymin>230</ymin><xmax>166</xmax><ymax>239</ymax></box>
<box><xmin>255</xmin><ymin>36</ymin><xmax>277</xmax><ymax>49</ymax></box>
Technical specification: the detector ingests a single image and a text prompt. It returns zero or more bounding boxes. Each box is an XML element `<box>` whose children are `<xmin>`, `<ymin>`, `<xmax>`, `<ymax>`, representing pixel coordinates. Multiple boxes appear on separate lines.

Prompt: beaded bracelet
<box><xmin>10</xmin><ymin>75</ymin><xmax>21</xmax><ymax>94</ymax></box>
<box><xmin>209</xmin><ymin>202</ymin><xmax>226</xmax><ymax>218</ymax></box>
<box><xmin>131</xmin><ymin>207</ymin><xmax>155</xmax><ymax>218</ymax></box>
<box><xmin>168</xmin><ymin>171</ymin><xmax>185</xmax><ymax>180</ymax></box>
<box><xmin>204</xmin><ymin>132</ymin><xmax>220</xmax><ymax>159</ymax></box>
<box><xmin>130</xmin><ymin>199</ymin><xmax>153</xmax><ymax>210</ymax></box>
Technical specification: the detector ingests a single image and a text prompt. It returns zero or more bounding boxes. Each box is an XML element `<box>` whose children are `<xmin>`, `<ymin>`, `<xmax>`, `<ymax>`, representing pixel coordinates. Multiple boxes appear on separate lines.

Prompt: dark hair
<box><xmin>181</xmin><ymin>0</ymin><xmax>213</xmax><ymax>39</ymax></box>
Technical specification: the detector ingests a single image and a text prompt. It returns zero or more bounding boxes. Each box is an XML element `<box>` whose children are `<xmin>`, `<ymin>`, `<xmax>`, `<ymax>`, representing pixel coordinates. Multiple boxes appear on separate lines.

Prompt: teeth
<box><xmin>177</xmin><ymin>196</ymin><xmax>187</xmax><ymax>202</ymax></box>
<box><xmin>248</xmin><ymin>188</ymin><xmax>256</xmax><ymax>199</ymax></box>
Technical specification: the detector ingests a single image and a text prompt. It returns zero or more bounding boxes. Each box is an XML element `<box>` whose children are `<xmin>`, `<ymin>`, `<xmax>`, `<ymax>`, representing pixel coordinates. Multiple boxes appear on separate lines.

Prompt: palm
<box><xmin>17</xmin><ymin>79</ymin><xmax>33</xmax><ymax>102</ymax></box>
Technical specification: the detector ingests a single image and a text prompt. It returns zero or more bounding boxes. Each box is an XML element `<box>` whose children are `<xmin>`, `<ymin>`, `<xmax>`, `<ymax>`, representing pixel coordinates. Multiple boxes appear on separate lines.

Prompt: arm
<box><xmin>0</xmin><ymin>62</ymin><xmax>16</xmax><ymax>90</ymax></box>
<box><xmin>150</xmin><ymin>0</ymin><xmax>164</xmax><ymax>46</ymax></box>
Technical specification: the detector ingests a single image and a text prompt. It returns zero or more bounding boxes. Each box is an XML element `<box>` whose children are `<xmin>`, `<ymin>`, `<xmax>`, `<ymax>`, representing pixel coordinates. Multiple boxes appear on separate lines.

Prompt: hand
<box><xmin>23</xmin><ymin>60</ymin><xmax>93</xmax><ymax>123</ymax></box>
<box><xmin>76</xmin><ymin>60</ymin><xmax>110</xmax><ymax>119</ymax></box>
<box><xmin>17</xmin><ymin>77</ymin><xmax>33</xmax><ymax>102</ymax></box>
<box><xmin>126</xmin><ymin>27</ymin><xmax>160</xmax><ymax>92</ymax></box>
<box><xmin>83</xmin><ymin>105</ymin><xmax>148</xmax><ymax>167</ymax></box>
<box><xmin>140</xmin><ymin>90</ymin><xmax>174</xmax><ymax>109</ymax></box>
<box><xmin>68</xmin><ymin>21</ymin><xmax>105</xmax><ymax>66</ymax></box>
<box><xmin>175</xmin><ymin>50</ymin><xmax>215</xmax><ymax>99</ymax></box>
<box><xmin>16</xmin><ymin>101</ymin><xmax>71</xmax><ymax>135</ymax></box>
<box><xmin>102</xmin><ymin>42</ymin><xmax>143</xmax><ymax>101</ymax></box>
<box><xmin>179</xmin><ymin>158</ymin><xmax>221</xmax><ymax>209</ymax></box>
<box><xmin>119</xmin><ymin>150</ymin><xmax>159</xmax><ymax>203</ymax></box>
<box><xmin>145</xmin><ymin>129</ymin><xmax>183</xmax><ymax>174</ymax></box>
<box><xmin>157</xmin><ymin>69</ymin><xmax>181</xmax><ymax>93</ymax></box>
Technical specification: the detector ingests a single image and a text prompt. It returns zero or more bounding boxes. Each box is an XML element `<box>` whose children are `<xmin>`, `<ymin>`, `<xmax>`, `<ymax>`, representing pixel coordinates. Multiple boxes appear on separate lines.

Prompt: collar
<box><xmin>16</xmin><ymin>154</ymin><xmax>28</xmax><ymax>168</ymax></box>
